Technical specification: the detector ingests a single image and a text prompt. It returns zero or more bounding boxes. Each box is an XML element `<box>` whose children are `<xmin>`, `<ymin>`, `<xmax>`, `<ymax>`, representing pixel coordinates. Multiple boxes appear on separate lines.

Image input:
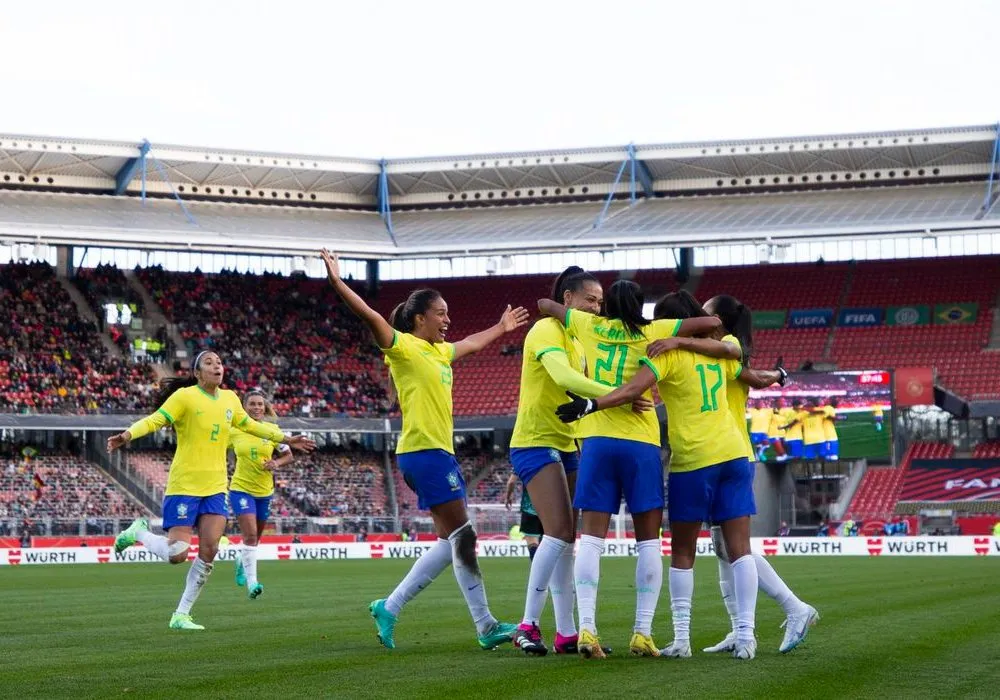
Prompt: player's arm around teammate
<box><xmin>321</xmin><ymin>249</ymin><xmax>528</xmax><ymax>651</ymax></box>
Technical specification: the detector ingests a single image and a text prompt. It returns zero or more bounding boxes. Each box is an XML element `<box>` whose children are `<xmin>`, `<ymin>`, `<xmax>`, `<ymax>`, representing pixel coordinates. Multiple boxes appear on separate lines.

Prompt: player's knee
<box><xmin>167</xmin><ymin>540</ymin><xmax>189</xmax><ymax>564</ymax></box>
<box><xmin>200</xmin><ymin>543</ymin><xmax>219</xmax><ymax>561</ymax></box>
<box><xmin>450</xmin><ymin>522</ymin><xmax>480</xmax><ymax>575</ymax></box>
<box><xmin>243</xmin><ymin>532</ymin><xmax>259</xmax><ymax>546</ymax></box>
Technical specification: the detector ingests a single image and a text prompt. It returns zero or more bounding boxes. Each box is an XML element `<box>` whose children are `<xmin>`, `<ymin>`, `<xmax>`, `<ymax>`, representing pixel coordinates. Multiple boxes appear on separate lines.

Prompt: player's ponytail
<box><xmin>154</xmin><ymin>351</ymin><xmax>212</xmax><ymax>406</ymax></box>
<box><xmin>605</xmin><ymin>280</ymin><xmax>649</xmax><ymax>338</ymax></box>
<box><xmin>706</xmin><ymin>294</ymin><xmax>754</xmax><ymax>364</ymax></box>
<box><xmin>551</xmin><ymin>265</ymin><xmax>598</xmax><ymax>303</ymax></box>
<box><xmin>389</xmin><ymin>288</ymin><xmax>441</xmax><ymax>333</ymax></box>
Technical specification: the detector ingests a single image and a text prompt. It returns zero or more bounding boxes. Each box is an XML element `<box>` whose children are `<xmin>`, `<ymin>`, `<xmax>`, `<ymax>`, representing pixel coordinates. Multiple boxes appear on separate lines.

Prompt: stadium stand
<box><xmin>0</xmin><ymin>262</ymin><xmax>157</xmax><ymax>414</ymax></box>
<box><xmin>972</xmin><ymin>441</ymin><xmax>1000</xmax><ymax>459</ymax></box>
<box><xmin>847</xmin><ymin>441</ymin><xmax>954</xmax><ymax>519</ymax></box>
<box><xmin>278</xmin><ymin>450</ymin><xmax>386</xmax><ymax>517</ymax></box>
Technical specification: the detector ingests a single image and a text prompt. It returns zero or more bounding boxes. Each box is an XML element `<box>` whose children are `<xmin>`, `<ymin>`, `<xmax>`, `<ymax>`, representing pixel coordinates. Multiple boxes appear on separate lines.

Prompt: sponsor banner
<box><xmin>2</xmin><ymin>537</ymin><xmax>997</xmax><ymax>565</ymax></box>
<box><xmin>837</xmin><ymin>307</ymin><xmax>884</xmax><ymax>328</ymax></box>
<box><xmin>886</xmin><ymin>305</ymin><xmax>931</xmax><ymax>326</ymax></box>
<box><xmin>787</xmin><ymin>308</ymin><xmax>834</xmax><ymax>329</ymax></box>
<box><xmin>894</xmin><ymin>367</ymin><xmax>934</xmax><ymax>407</ymax></box>
<box><xmin>900</xmin><ymin>463</ymin><xmax>1000</xmax><ymax>502</ymax></box>
<box><xmin>933</xmin><ymin>303</ymin><xmax>978</xmax><ymax>325</ymax></box>
<box><xmin>753</xmin><ymin>310</ymin><xmax>787</xmax><ymax>330</ymax></box>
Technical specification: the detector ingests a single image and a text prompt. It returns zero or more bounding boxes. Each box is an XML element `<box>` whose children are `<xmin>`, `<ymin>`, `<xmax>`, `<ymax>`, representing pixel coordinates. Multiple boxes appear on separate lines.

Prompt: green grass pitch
<box><xmin>3</xmin><ymin>557</ymin><xmax>997</xmax><ymax>698</ymax></box>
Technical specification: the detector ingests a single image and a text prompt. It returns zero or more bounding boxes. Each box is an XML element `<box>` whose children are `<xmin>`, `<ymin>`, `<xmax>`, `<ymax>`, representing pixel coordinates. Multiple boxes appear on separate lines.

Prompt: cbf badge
<box><xmin>177</xmin><ymin>503</ymin><xmax>189</xmax><ymax>519</ymax></box>
<box><xmin>447</xmin><ymin>471</ymin><xmax>460</xmax><ymax>491</ymax></box>
<box><xmin>225</xmin><ymin>409</ymin><xmax>233</xmax><ymax>422</ymax></box>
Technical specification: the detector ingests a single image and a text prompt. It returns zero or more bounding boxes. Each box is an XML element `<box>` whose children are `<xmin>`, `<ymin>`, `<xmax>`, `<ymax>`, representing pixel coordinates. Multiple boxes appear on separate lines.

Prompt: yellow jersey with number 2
<box><xmin>565</xmin><ymin>308</ymin><xmax>680</xmax><ymax>447</ymax></box>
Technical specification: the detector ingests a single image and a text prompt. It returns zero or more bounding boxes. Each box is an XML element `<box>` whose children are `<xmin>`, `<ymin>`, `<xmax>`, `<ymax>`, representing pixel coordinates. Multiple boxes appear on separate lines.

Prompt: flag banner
<box><xmin>933</xmin><ymin>303</ymin><xmax>978</xmax><ymax>325</ymax></box>
<box><xmin>753</xmin><ymin>310</ymin><xmax>787</xmax><ymax>329</ymax></box>
<box><xmin>894</xmin><ymin>367</ymin><xmax>934</xmax><ymax>407</ymax></box>
<box><xmin>837</xmin><ymin>307</ymin><xmax>883</xmax><ymax>327</ymax></box>
<box><xmin>886</xmin><ymin>305</ymin><xmax>930</xmax><ymax>326</ymax></box>
<box><xmin>787</xmin><ymin>308</ymin><xmax>833</xmax><ymax>328</ymax></box>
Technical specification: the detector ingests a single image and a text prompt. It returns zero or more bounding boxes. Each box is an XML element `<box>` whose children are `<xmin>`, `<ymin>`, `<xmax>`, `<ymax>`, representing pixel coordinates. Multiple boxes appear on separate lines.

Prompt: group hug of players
<box><xmin>107</xmin><ymin>249</ymin><xmax>819</xmax><ymax>661</ymax></box>
<box><xmin>749</xmin><ymin>399</ymin><xmax>843</xmax><ymax>463</ymax></box>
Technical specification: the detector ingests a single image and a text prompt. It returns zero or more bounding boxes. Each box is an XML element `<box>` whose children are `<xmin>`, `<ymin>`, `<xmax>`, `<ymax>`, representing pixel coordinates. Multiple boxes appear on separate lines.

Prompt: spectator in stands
<box><xmin>777</xmin><ymin>521</ymin><xmax>790</xmax><ymax>537</ymax></box>
<box><xmin>816</xmin><ymin>521</ymin><xmax>830</xmax><ymax>537</ymax></box>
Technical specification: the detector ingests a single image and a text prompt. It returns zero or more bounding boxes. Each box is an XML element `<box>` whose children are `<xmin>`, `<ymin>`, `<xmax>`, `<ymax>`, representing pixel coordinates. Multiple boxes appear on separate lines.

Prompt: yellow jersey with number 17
<box><xmin>229</xmin><ymin>422</ymin><xmax>289</xmax><ymax>497</ymax></box>
<box><xmin>126</xmin><ymin>385</ymin><xmax>285</xmax><ymax>497</ymax></box>
<box><xmin>565</xmin><ymin>308</ymin><xmax>680</xmax><ymax>447</ymax></box>
<box><xmin>383</xmin><ymin>331</ymin><xmax>456</xmax><ymax>455</ymax></box>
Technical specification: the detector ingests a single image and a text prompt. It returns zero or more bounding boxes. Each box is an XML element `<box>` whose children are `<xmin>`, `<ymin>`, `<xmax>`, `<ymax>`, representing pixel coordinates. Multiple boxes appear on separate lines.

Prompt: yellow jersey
<box><xmin>873</xmin><ymin>405</ymin><xmax>884</xmax><ymax>418</ymax></box>
<box><xmin>720</xmin><ymin>335</ymin><xmax>755</xmax><ymax>461</ymax></box>
<box><xmin>783</xmin><ymin>408</ymin><xmax>805</xmax><ymax>441</ymax></box>
<box><xmin>822</xmin><ymin>405</ymin><xmax>838</xmax><ymax>441</ymax></box>
<box><xmin>127</xmin><ymin>385</ymin><xmax>285</xmax><ymax>497</ymax></box>
<box><xmin>767</xmin><ymin>408</ymin><xmax>785</xmax><ymax>438</ymax></box>
<box><xmin>229</xmin><ymin>421</ymin><xmax>289</xmax><ymax>497</ymax></box>
<box><xmin>803</xmin><ymin>411</ymin><xmax>826</xmax><ymax>445</ymax></box>
<box><xmin>565</xmin><ymin>308</ymin><xmax>680</xmax><ymax>446</ymax></box>
<box><xmin>643</xmin><ymin>348</ymin><xmax>745</xmax><ymax>472</ymax></box>
<box><xmin>749</xmin><ymin>408</ymin><xmax>770</xmax><ymax>434</ymax></box>
<box><xmin>383</xmin><ymin>331</ymin><xmax>455</xmax><ymax>455</ymax></box>
<box><xmin>511</xmin><ymin>318</ymin><xmax>586</xmax><ymax>452</ymax></box>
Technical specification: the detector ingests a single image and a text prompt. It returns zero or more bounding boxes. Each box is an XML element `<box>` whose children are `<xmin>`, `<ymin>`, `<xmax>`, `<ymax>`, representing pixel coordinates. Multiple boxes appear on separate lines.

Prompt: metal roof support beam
<box><xmin>592</xmin><ymin>156</ymin><xmax>629</xmax><ymax>229</ymax></box>
<box><xmin>982</xmin><ymin>122</ymin><xmax>1000</xmax><ymax>216</ymax></box>
<box><xmin>377</xmin><ymin>159</ymin><xmax>398</xmax><ymax>245</ymax></box>
<box><xmin>627</xmin><ymin>143</ymin><xmax>655</xmax><ymax>200</ymax></box>
<box><xmin>145</xmin><ymin>141</ymin><xmax>198</xmax><ymax>226</ymax></box>
<box><xmin>113</xmin><ymin>141</ymin><xmax>151</xmax><ymax>195</ymax></box>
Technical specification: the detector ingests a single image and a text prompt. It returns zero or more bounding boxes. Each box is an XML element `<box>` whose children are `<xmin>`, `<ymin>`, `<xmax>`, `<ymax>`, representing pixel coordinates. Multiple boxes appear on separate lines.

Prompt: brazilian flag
<box><xmin>933</xmin><ymin>303</ymin><xmax>978</xmax><ymax>325</ymax></box>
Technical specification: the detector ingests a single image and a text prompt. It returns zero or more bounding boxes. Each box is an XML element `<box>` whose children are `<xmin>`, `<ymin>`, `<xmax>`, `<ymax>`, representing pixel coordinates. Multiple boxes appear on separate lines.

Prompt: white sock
<box><xmin>449</xmin><ymin>523</ymin><xmax>496</xmax><ymax>636</ymax></box>
<box><xmin>668</xmin><ymin>566</ymin><xmax>694</xmax><ymax>642</ymax></box>
<box><xmin>137</xmin><ymin>530</ymin><xmax>170</xmax><ymax>561</ymax></box>
<box><xmin>550</xmin><ymin>544</ymin><xmax>577</xmax><ymax>637</ymax></box>
<box><xmin>521</xmin><ymin>535</ymin><xmax>567</xmax><ymax>626</ymax></box>
<box><xmin>634</xmin><ymin>540</ymin><xmax>662</xmax><ymax>636</ymax></box>
<box><xmin>241</xmin><ymin>545</ymin><xmax>259</xmax><ymax>587</ymax></box>
<box><xmin>717</xmin><ymin>556</ymin><xmax>738</xmax><ymax>632</ymax></box>
<box><xmin>176</xmin><ymin>557</ymin><xmax>213</xmax><ymax>615</ymax></box>
<box><xmin>385</xmin><ymin>538</ymin><xmax>452</xmax><ymax>617</ymax></box>
<box><xmin>731</xmin><ymin>555</ymin><xmax>759</xmax><ymax>642</ymax></box>
<box><xmin>574</xmin><ymin>534</ymin><xmax>604</xmax><ymax>634</ymax></box>
<box><xmin>754</xmin><ymin>553</ymin><xmax>803</xmax><ymax>616</ymax></box>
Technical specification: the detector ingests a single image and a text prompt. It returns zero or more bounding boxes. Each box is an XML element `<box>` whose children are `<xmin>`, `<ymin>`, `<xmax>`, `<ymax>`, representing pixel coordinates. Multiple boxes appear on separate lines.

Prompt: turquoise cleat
<box><xmin>248</xmin><ymin>582</ymin><xmax>264</xmax><ymax>600</ymax></box>
<box><xmin>478</xmin><ymin>621</ymin><xmax>517</xmax><ymax>650</ymax></box>
<box><xmin>369</xmin><ymin>599</ymin><xmax>397</xmax><ymax>649</ymax></box>
<box><xmin>169</xmin><ymin>613</ymin><xmax>204</xmax><ymax>630</ymax></box>
<box><xmin>235</xmin><ymin>557</ymin><xmax>247</xmax><ymax>588</ymax></box>
<box><xmin>114</xmin><ymin>517</ymin><xmax>148</xmax><ymax>554</ymax></box>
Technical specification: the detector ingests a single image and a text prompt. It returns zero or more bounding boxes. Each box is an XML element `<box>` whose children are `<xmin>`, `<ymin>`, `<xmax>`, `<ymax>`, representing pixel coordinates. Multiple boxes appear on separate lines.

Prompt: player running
<box><xmin>538</xmin><ymin>280</ymin><xmax>719</xmax><ymax>659</ymax></box>
<box><xmin>319</xmin><ymin>249</ymin><xmax>528</xmax><ymax>651</ymax></box>
<box><xmin>229</xmin><ymin>389</ymin><xmax>295</xmax><ymax>600</ymax></box>
<box><xmin>873</xmin><ymin>403</ymin><xmax>885</xmax><ymax>432</ymax></box>
<box><xmin>108</xmin><ymin>351</ymin><xmax>315</xmax><ymax>630</ymax></box>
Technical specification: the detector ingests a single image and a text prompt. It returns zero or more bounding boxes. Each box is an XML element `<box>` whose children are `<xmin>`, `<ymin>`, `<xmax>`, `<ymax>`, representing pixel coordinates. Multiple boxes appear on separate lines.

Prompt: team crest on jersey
<box><xmin>447</xmin><ymin>471</ymin><xmax>461</xmax><ymax>490</ymax></box>
<box><xmin>548</xmin><ymin>448</ymin><xmax>560</xmax><ymax>463</ymax></box>
<box><xmin>176</xmin><ymin>503</ymin><xmax>189</xmax><ymax>518</ymax></box>
<box><xmin>225</xmin><ymin>409</ymin><xmax>234</xmax><ymax>422</ymax></box>
<box><xmin>239</xmin><ymin>497</ymin><xmax>249</xmax><ymax>509</ymax></box>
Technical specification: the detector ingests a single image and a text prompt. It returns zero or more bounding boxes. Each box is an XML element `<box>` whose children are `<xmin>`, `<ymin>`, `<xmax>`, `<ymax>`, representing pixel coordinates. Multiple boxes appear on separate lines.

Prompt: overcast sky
<box><xmin>1</xmin><ymin>0</ymin><xmax>997</xmax><ymax>159</ymax></box>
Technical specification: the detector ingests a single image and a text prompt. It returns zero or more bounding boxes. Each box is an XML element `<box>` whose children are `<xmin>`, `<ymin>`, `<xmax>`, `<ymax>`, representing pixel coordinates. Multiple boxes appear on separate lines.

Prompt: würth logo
<box><xmin>762</xmin><ymin>539</ymin><xmax>778</xmax><ymax>557</ymax></box>
<box><xmin>867</xmin><ymin>538</ymin><xmax>883</xmax><ymax>556</ymax></box>
<box><xmin>97</xmin><ymin>547</ymin><xmax>111</xmax><ymax>564</ymax></box>
<box><xmin>187</xmin><ymin>544</ymin><xmax>199</xmax><ymax>562</ymax></box>
<box><xmin>277</xmin><ymin>545</ymin><xmax>291</xmax><ymax>560</ymax></box>
<box><xmin>660</xmin><ymin>538</ymin><xmax>671</xmax><ymax>557</ymax></box>
<box><xmin>7</xmin><ymin>549</ymin><xmax>21</xmax><ymax>565</ymax></box>
<box><xmin>973</xmin><ymin>537</ymin><xmax>990</xmax><ymax>556</ymax></box>
<box><xmin>370</xmin><ymin>544</ymin><xmax>384</xmax><ymax>559</ymax></box>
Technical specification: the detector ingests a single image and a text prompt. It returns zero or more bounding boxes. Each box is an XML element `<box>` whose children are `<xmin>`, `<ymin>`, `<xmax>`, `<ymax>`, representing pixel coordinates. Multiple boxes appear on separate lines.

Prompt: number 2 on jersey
<box><xmin>695</xmin><ymin>363</ymin><xmax>724</xmax><ymax>412</ymax></box>
<box><xmin>594</xmin><ymin>342</ymin><xmax>629</xmax><ymax>386</ymax></box>
<box><xmin>210</xmin><ymin>423</ymin><xmax>220</xmax><ymax>442</ymax></box>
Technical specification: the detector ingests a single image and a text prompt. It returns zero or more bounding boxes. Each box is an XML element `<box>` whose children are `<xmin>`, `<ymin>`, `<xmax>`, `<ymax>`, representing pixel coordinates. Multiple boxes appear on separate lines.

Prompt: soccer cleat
<box><xmin>247</xmin><ymin>582</ymin><xmax>264</xmax><ymax>600</ymax></box>
<box><xmin>369</xmin><ymin>599</ymin><xmax>397</xmax><ymax>649</ymax></box>
<box><xmin>168</xmin><ymin>613</ymin><xmax>204</xmax><ymax>630</ymax></box>
<box><xmin>779</xmin><ymin>604</ymin><xmax>819</xmax><ymax>653</ymax></box>
<box><xmin>478</xmin><ymin>621</ymin><xmax>517</xmax><ymax>650</ymax></box>
<box><xmin>235</xmin><ymin>557</ymin><xmax>247</xmax><ymax>587</ymax></box>
<box><xmin>733</xmin><ymin>637</ymin><xmax>757</xmax><ymax>660</ymax></box>
<box><xmin>513</xmin><ymin>623</ymin><xmax>548</xmax><ymax>656</ymax></box>
<box><xmin>114</xmin><ymin>517</ymin><xmax>148</xmax><ymax>554</ymax></box>
<box><xmin>629</xmin><ymin>632</ymin><xmax>661</xmax><ymax>657</ymax></box>
<box><xmin>577</xmin><ymin>629</ymin><xmax>607</xmax><ymax>659</ymax></box>
<box><xmin>660</xmin><ymin>639</ymin><xmax>692</xmax><ymax>658</ymax></box>
<box><xmin>703</xmin><ymin>632</ymin><xmax>737</xmax><ymax>653</ymax></box>
<box><xmin>554</xmin><ymin>633</ymin><xmax>613</xmax><ymax>655</ymax></box>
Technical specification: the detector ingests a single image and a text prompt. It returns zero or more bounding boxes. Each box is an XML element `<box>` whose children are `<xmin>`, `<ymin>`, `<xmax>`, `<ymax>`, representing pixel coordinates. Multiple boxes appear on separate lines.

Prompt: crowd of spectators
<box><xmin>277</xmin><ymin>449</ymin><xmax>387</xmax><ymax>518</ymax></box>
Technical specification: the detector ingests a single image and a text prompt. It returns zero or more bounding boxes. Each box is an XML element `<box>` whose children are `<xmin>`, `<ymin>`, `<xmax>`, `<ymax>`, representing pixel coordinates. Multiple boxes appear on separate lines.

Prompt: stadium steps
<box><xmin>57</xmin><ymin>275</ymin><xmax>122</xmax><ymax>359</ymax></box>
<box><xmin>124</xmin><ymin>271</ymin><xmax>186</xmax><ymax>364</ymax></box>
<box><xmin>989</xmin><ymin>305</ymin><xmax>1000</xmax><ymax>349</ymax></box>
<box><xmin>824</xmin><ymin>261</ymin><xmax>856</xmax><ymax>360</ymax></box>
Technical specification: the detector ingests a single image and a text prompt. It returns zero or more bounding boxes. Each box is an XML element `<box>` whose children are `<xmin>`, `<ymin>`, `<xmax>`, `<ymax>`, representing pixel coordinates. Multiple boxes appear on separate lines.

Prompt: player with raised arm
<box><xmin>229</xmin><ymin>389</ymin><xmax>295</xmax><ymax>600</ymax></box>
<box><xmin>538</xmin><ymin>280</ymin><xmax>719</xmax><ymax>659</ymax></box>
<box><xmin>319</xmin><ymin>249</ymin><xmax>528</xmax><ymax>651</ymax></box>
<box><xmin>649</xmin><ymin>293</ymin><xmax>819</xmax><ymax>654</ymax></box>
<box><xmin>108</xmin><ymin>352</ymin><xmax>315</xmax><ymax>630</ymax></box>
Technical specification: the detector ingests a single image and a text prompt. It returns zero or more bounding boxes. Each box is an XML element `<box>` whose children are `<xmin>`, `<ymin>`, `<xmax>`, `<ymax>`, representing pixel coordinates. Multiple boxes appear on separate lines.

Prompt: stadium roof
<box><xmin>0</xmin><ymin>124</ymin><xmax>997</xmax><ymax>258</ymax></box>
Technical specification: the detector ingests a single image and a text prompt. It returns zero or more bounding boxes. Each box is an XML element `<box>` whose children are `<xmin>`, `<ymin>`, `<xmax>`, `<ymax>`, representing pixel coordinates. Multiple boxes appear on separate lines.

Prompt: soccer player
<box><xmin>319</xmin><ymin>249</ymin><xmax>528</xmax><ymax>651</ymax></box>
<box><xmin>820</xmin><ymin>399</ymin><xmax>840</xmax><ymax>461</ymax></box>
<box><xmin>748</xmin><ymin>401</ymin><xmax>771</xmax><ymax>462</ymax></box>
<box><xmin>781</xmin><ymin>400</ymin><xmax>807</xmax><ymax>460</ymax></box>
<box><xmin>801</xmin><ymin>400</ymin><xmax>827</xmax><ymax>461</ymax></box>
<box><xmin>538</xmin><ymin>281</ymin><xmax>720</xmax><ymax>659</ymax></box>
<box><xmin>107</xmin><ymin>351</ymin><xmax>316</xmax><ymax>630</ymax></box>
<box><xmin>510</xmin><ymin>266</ymin><xmax>650</xmax><ymax>656</ymax></box>
<box><xmin>873</xmin><ymin>403</ymin><xmax>884</xmax><ymax>432</ymax></box>
<box><xmin>504</xmin><ymin>472</ymin><xmax>542</xmax><ymax>559</ymax></box>
<box><xmin>767</xmin><ymin>400</ymin><xmax>788</xmax><ymax>462</ymax></box>
<box><xmin>652</xmin><ymin>293</ymin><xmax>819</xmax><ymax>654</ymax></box>
<box><xmin>229</xmin><ymin>389</ymin><xmax>294</xmax><ymax>600</ymax></box>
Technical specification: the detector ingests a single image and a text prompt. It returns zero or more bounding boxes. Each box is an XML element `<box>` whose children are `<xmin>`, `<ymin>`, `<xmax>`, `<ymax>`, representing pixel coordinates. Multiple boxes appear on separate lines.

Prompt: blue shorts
<box><xmin>823</xmin><ymin>440</ymin><xmax>839</xmax><ymax>458</ymax></box>
<box><xmin>510</xmin><ymin>447</ymin><xmax>580</xmax><ymax>486</ymax></box>
<box><xmin>750</xmin><ymin>432</ymin><xmax>768</xmax><ymax>445</ymax></box>
<box><xmin>786</xmin><ymin>439</ymin><xmax>804</xmax><ymax>459</ymax></box>
<box><xmin>803</xmin><ymin>443</ymin><xmax>822</xmax><ymax>460</ymax></box>
<box><xmin>162</xmin><ymin>493</ymin><xmax>228</xmax><ymax>530</ymax></box>
<box><xmin>667</xmin><ymin>457</ymin><xmax>756</xmax><ymax>524</ymax></box>
<box><xmin>574</xmin><ymin>437</ymin><xmax>664</xmax><ymax>515</ymax></box>
<box><xmin>230</xmin><ymin>490</ymin><xmax>272</xmax><ymax>521</ymax></box>
<box><xmin>397</xmin><ymin>449</ymin><xmax>466</xmax><ymax>511</ymax></box>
